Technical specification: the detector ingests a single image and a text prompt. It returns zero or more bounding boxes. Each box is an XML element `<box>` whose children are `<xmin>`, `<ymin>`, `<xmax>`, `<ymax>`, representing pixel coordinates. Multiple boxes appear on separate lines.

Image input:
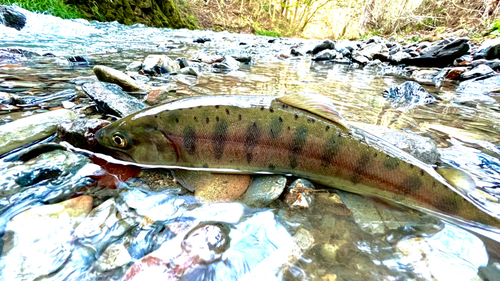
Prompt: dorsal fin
<box><xmin>436</xmin><ymin>167</ymin><xmax>476</xmax><ymax>193</ymax></box>
<box><xmin>276</xmin><ymin>93</ymin><xmax>350</xmax><ymax>131</ymax></box>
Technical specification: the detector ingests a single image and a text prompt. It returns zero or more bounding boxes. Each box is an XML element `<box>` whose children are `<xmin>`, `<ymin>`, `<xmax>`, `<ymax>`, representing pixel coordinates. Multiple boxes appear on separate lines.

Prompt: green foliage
<box><xmin>0</xmin><ymin>0</ymin><xmax>82</xmax><ymax>19</ymax></box>
<box><xmin>255</xmin><ymin>29</ymin><xmax>282</xmax><ymax>37</ymax></box>
<box><xmin>90</xmin><ymin>1</ymin><xmax>105</xmax><ymax>22</ymax></box>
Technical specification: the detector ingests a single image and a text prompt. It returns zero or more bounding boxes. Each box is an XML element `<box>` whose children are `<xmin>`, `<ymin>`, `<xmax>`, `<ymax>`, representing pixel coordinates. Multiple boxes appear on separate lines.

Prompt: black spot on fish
<box><xmin>245</xmin><ymin>122</ymin><xmax>261</xmax><ymax>163</ymax></box>
<box><xmin>269</xmin><ymin>107</ymin><xmax>274</xmax><ymax>113</ymax></box>
<box><xmin>432</xmin><ymin>181</ymin><xmax>437</xmax><ymax>188</ymax></box>
<box><xmin>307</xmin><ymin>118</ymin><xmax>315</xmax><ymax>123</ymax></box>
<box><xmin>351</xmin><ymin>153</ymin><xmax>371</xmax><ymax>184</ymax></box>
<box><xmin>326</xmin><ymin>126</ymin><xmax>330</xmax><ymax>131</ymax></box>
<box><xmin>226</xmin><ymin>109</ymin><xmax>230</xmax><ymax>115</ymax></box>
<box><xmin>202</xmin><ymin>163</ymin><xmax>209</xmax><ymax>168</ymax></box>
<box><xmin>294</xmin><ymin>114</ymin><xmax>299</xmax><ymax>120</ymax></box>
<box><xmin>420</xmin><ymin>169</ymin><xmax>425</xmax><ymax>176</ymax></box>
<box><xmin>175</xmin><ymin>118</ymin><xmax>179</xmax><ymax>123</ymax></box>
<box><xmin>216</xmin><ymin>116</ymin><xmax>219</xmax><ymax>122</ymax></box>
<box><xmin>435</xmin><ymin>197</ymin><xmax>459</xmax><ymax>213</ymax></box>
<box><xmin>409</xmin><ymin>164</ymin><xmax>414</xmax><ymax>169</ymax></box>
<box><xmin>206</xmin><ymin>117</ymin><xmax>210</xmax><ymax>124</ymax></box>
<box><xmin>268</xmin><ymin>164</ymin><xmax>275</xmax><ymax>170</ymax></box>
<box><xmin>384</xmin><ymin>156</ymin><xmax>400</xmax><ymax>170</ymax></box>
<box><xmin>321</xmin><ymin>135</ymin><xmax>342</xmax><ymax>167</ymax></box>
<box><xmin>260</xmin><ymin>106</ymin><xmax>265</xmax><ymax>111</ymax></box>
<box><xmin>189</xmin><ymin>107</ymin><xmax>193</xmax><ymax>110</ymax></box>
<box><xmin>287</xmin><ymin>126</ymin><xmax>291</xmax><ymax>131</ymax></box>
<box><xmin>183</xmin><ymin>126</ymin><xmax>197</xmax><ymax>155</ymax></box>
<box><xmin>212</xmin><ymin>120</ymin><xmax>228</xmax><ymax>160</ymax></box>
<box><xmin>155</xmin><ymin>115</ymin><xmax>158</xmax><ymax>118</ymax></box>
<box><xmin>374</xmin><ymin>153</ymin><xmax>378</xmax><ymax>158</ymax></box>
<box><xmin>168</xmin><ymin>111</ymin><xmax>180</xmax><ymax>124</ymax></box>
<box><xmin>238</xmin><ymin>114</ymin><xmax>242</xmax><ymax>121</ymax></box>
<box><xmin>401</xmin><ymin>176</ymin><xmax>422</xmax><ymax>194</ymax></box>
<box><xmin>194</xmin><ymin>117</ymin><xmax>198</xmax><ymax>122</ymax></box>
<box><xmin>215</xmin><ymin>105</ymin><xmax>219</xmax><ymax>109</ymax></box>
<box><xmin>270</xmin><ymin>116</ymin><xmax>284</xmax><ymax>139</ymax></box>
<box><xmin>290</xmin><ymin>126</ymin><xmax>308</xmax><ymax>168</ymax></box>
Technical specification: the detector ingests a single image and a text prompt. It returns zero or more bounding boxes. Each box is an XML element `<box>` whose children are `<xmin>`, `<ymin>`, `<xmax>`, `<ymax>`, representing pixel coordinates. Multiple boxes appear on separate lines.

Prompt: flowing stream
<box><xmin>1</xmin><ymin>6</ymin><xmax>500</xmax><ymax>281</ymax></box>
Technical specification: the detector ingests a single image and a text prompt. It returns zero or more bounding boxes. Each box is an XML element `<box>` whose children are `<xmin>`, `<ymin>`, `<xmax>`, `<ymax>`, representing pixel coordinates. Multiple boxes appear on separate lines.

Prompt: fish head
<box><xmin>96</xmin><ymin>119</ymin><xmax>178</xmax><ymax>165</ymax></box>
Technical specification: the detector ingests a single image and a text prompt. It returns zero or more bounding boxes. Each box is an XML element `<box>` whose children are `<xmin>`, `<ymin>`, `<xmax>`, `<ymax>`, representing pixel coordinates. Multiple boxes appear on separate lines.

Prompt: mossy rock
<box><xmin>67</xmin><ymin>0</ymin><xmax>197</xmax><ymax>29</ymax></box>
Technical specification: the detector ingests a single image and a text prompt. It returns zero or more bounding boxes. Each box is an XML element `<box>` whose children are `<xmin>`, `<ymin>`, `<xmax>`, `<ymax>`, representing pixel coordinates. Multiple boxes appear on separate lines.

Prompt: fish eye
<box><xmin>111</xmin><ymin>132</ymin><xmax>129</xmax><ymax>148</ymax></box>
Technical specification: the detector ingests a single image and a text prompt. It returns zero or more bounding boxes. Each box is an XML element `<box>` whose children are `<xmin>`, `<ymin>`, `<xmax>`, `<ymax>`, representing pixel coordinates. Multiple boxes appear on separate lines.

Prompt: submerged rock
<box><xmin>460</xmin><ymin>64</ymin><xmax>496</xmax><ymax>80</ymax></box>
<box><xmin>193</xmin><ymin>173</ymin><xmax>251</xmax><ymax>202</ymax></box>
<box><xmin>311</xmin><ymin>39</ymin><xmax>336</xmax><ymax>55</ymax></box>
<box><xmin>0</xmin><ymin>5</ymin><xmax>26</xmax><ymax>31</ymax></box>
<box><xmin>57</xmin><ymin>119</ymin><xmax>111</xmax><ymax>151</ymax></box>
<box><xmin>313</xmin><ymin>49</ymin><xmax>339</xmax><ymax>61</ymax></box>
<box><xmin>93</xmin><ymin>65</ymin><xmax>151</xmax><ymax>92</ymax></box>
<box><xmin>382</xmin><ymin>81</ymin><xmax>435</xmax><ymax>109</ymax></box>
<box><xmin>284</xmin><ymin>179</ymin><xmax>315</xmax><ymax>209</ymax></box>
<box><xmin>242</xmin><ymin>175</ymin><xmax>287</xmax><ymax>207</ymax></box>
<box><xmin>0</xmin><ymin>109</ymin><xmax>77</xmax><ymax>155</ymax></box>
<box><xmin>0</xmin><ymin>196</ymin><xmax>93</xmax><ymax>281</ymax></box>
<box><xmin>212</xmin><ymin>56</ymin><xmax>240</xmax><ymax>72</ymax></box>
<box><xmin>456</xmin><ymin>75</ymin><xmax>500</xmax><ymax>95</ymax></box>
<box><xmin>81</xmin><ymin>82</ymin><xmax>148</xmax><ymax>117</ymax></box>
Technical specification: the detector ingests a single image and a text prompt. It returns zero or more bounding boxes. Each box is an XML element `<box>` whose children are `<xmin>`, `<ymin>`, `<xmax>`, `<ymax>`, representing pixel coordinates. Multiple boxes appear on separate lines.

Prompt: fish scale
<box><xmin>96</xmin><ymin>94</ymin><xmax>500</xmax><ymax>234</ymax></box>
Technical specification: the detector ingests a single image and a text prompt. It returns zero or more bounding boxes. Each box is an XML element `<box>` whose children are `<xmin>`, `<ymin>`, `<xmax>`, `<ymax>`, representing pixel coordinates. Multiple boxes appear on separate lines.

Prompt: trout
<box><xmin>95</xmin><ymin>94</ymin><xmax>500</xmax><ymax>234</ymax></box>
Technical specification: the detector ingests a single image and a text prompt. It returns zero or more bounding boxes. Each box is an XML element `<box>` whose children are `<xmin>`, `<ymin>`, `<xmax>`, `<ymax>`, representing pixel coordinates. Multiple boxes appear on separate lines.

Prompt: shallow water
<box><xmin>1</xmin><ymin>6</ymin><xmax>500</xmax><ymax>281</ymax></box>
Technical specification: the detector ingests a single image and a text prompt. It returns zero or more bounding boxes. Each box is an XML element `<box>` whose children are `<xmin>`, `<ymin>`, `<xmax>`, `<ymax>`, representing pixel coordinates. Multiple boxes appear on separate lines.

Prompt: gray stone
<box><xmin>312</xmin><ymin>49</ymin><xmax>338</xmax><ymax>61</ymax></box>
<box><xmin>242</xmin><ymin>175</ymin><xmax>287</xmax><ymax>207</ymax></box>
<box><xmin>311</xmin><ymin>39</ymin><xmax>335</xmax><ymax>55</ymax></box>
<box><xmin>94</xmin><ymin>243</ymin><xmax>132</xmax><ymax>272</ymax></box>
<box><xmin>460</xmin><ymin>64</ymin><xmax>496</xmax><ymax>80</ymax></box>
<box><xmin>0</xmin><ymin>109</ymin><xmax>77</xmax><ymax>155</ymax></box>
<box><xmin>81</xmin><ymin>82</ymin><xmax>148</xmax><ymax>117</ymax></box>
<box><xmin>126</xmin><ymin>61</ymin><xmax>143</xmax><ymax>72</ymax></box>
<box><xmin>390</xmin><ymin>51</ymin><xmax>411</xmax><ymax>63</ymax></box>
<box><xmin>360</xmin><ymin>43</ymin><xmax>385</xmax><ymax>59</ymax></box>
<box><xmin>0</xmin><ymin>5</ymin><xmax>26</xmax><ymax>31</ymax></box>
<box><xmin>179</xmin><ymin>67</ymin><xmax>200</xmax><ymax>76</ymax></box>
<box><xmin>476</xmin><ymin>37</ymin><xmax>500</xmax><ymax>60</ymax></box>
<box><xmin>382</xmin><ymin>81</ymin><xmax>436</xmax><ymax>110</ymax></box>
<box><xmin>142</xmin><ymin>55</ymin><xmax>180</xmax><ymax>75</ymax></box>
<box><xmin>212</xmin><ymin>55</ymin><xmax>240</xmax><ymax>72</ymax></box>
<box><xmin>93</xmin><ymin>65</ymin><xmax>151</xmax><ymax>92</ymax></box>
<box><xmin>352</xmin><ymin>52</ymin><xmax>370</xmax><ymax>65</ymax></box>
<box><xmin>456</xmin><ymin>75</ymin><xmax>500</xmax><ymax>95</ymax></box>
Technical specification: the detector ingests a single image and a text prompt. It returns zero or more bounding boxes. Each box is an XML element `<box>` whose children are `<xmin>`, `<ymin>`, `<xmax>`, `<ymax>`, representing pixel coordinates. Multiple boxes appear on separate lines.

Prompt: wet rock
<box><xmin>57</xmin><ymin>119</ymin><xmax>111</xmax><ymax>151</ymax></box>
<box><xmin>177</xmin><ymin>57</ymin><xmax>190</xmax><ymax>68</ymax></box>
<box><xmin>313</xmin><ymin>49</ymin><xmax>339</xmax><ymax>61</ymax></box>
<box><xmin>456</xmin><ymin>75</ymin><xmax>500</xmax><ymax>95</ymax></box>
<box><xmin>0</xmin><ymin>92</ymin><xmax>12</xmax><ymax>104</ymax></box>
<box><xmin>382</xmin><ymin>81</ymin><xmax>435</xmax><ymax>109</ymax></box>
<box><xmin>351</xmin><ymin>52</ymin><xmax>369</xmax><ymax>66</ymax></box>
<box><xmin>372</xmin><ymin>52</ymin><xmax>389</xmax><ymax>62</ymax></box>
<box><xmin>360</xmin><ymin>43</ymin><xmax>385</xmax><ymax>59</ymax></box>
<box><xmin>445</xmin><ymin>67</ymin><xmax>468</xmax><ymax>80</ymax></box>
<box><xmin>284</xmin><ymin>179</ymin><xmax>315</xmax><ymax>209</ymax></box>
<box><xmin>193</xmin><ymin>173</ymin><xmax>251</xmax><ymax>202</ymax></box>
<box><xmin>0</xmin><ymin>109</ymin><xmax>77</xmax><ymax>155</ymax></box>
<box><xmin>125</xmin><ymin>169</ymin><xmax>176</xmax><ymax>192</ymax></box>
<box><xmin>366</xmin><ymin>36</ymin><xmax>384</xmax><ymax>44</ymax></box>
<box><xmin>290</xmin><ymin>227</ymin><xmax>315</xmax><ymax>264</ymax></box>
<box><xmin>193</xmin><ymin>37</ymin><xmax>211</xmax><ymax>43</ymax></box>
<box><xmin>93</xmin><ymin>65</ymin><xmax>151</xmax><ymax>92</ymax></box>
<box><xmin>410</xmin><ymin>69</ymin><xmax>440</xmax><ymax>84</ymax></box>
<box><xmin>319</xmin><ymin>243</ymin><xmax>342</xmax><ymax>262</ymax></box>
<box><xmin>322</xmin><ymin>274</ymin><xmax>338</xmax><ymax>281</ymax></box>
<box><xmin>242</xmin><ymin>175</ymin><xmax>287</xmax><ymax>207</ymax></box>
<box><xmin>94</xmin><ymin>243</ymin><xmax>132</xmax><ymax>272</ymax></box>
<box><xmin>197</xmin><ymin>54</ymin><xmax>223</xmax><ymax>64</ymax></box>
<box><xmin>67</xmin><ymin>55</ymin><xmax>89</xmax><ymax>66</ymax></box>
<box><xmin>337</xmin><ymin>191</ymin><xmax>440</xmax><ymax>236</ymax></box>
<box><xmin>470</xmin><ymin>59</ymin><xmax>500</xmax><ymax>71</ymax></box>
<box><xmin>394</xmin><ymin>224</ymin><xmax>487</xmax><ymax>281</ymax></box>
<box><xmin>142</xmin><ymin>54</ymin><xmax>180</xmax><ymax>75</ymax></box>
<box><xmin>212</xmin><ymin>55</ymin><xmax>240</xmax><ymax>72</ymax></box>
<box><xmin>126</xmin><ymin>61</ymin><xmax>143</xmax><ymax>72</ymax></box>
<box><xmin>460</xmin><ymin>64</ymin><xmax>496</xmax><ymax>80</ymax></box>
<box><xmin>0</xmin><ymin>196</ymin><xmax>93</xmax><ymax>281</ymax></box>
<box><xmin>0</xmin><ymin>5</ymin><xmax>26</xmax><ymax>31</ymax></box>
<box><xmin>454</xmin><ymin>54</ymin><xmax>473</xmax><ymax>66</ymax></box>
<box><xmin>311</xmin><ymin>39</ymin><xmax>335</xmax><ymax>55</ymax></box>
<box><xmin>81</xmin><ymin>82</ymin><xmax>148</xmax><ymax>117</ymax></box>
<box><xmin>178</xmin><ymin>66</ymin><xmax>199</xmax><ymax>76</ymax></box>
<box><xmin>12</xmin><ymin>89</ymin><xmax>77</xmax><ymax>107</ymax></box>
<box><xmin>144</xmin><ymin>87</ymin><xmax>176</xmax><ymax>106</ymax></box>
<box><xmin>475</xmin><ymin>37</ymin><xmax>500</xmax><ymax>60</ymax></box>
<box><xmin>402</xmin><ymin>38</ymin><xmax>470</xmax><ymax>67</ymax></box>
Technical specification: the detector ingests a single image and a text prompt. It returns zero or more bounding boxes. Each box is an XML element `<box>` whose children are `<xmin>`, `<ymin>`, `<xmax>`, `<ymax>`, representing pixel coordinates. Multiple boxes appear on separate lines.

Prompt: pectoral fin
<box><xmin>436</xmin><ymin>167</ymin><xmax>476</xmax><ymax>193</ymax></box>
<box><xmin>276</xmin><ymin>93</ymin><xmax>350</xmax><ymax>131</ymax></box>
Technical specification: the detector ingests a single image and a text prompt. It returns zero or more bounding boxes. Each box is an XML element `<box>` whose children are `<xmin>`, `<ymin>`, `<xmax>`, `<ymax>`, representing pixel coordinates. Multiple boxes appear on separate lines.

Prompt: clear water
<box><xmin>1</xmin><ymin>5</ymin><xmax>500</xmax><ymax>281</ymax></box>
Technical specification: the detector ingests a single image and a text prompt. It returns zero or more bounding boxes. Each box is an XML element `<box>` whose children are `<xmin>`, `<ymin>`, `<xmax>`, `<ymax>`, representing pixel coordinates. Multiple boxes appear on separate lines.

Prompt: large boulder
<box><xmin>0</xmin><ymin>5</ymin><xmax>26</xmax><ymax>31</ymax></box>
<box><xmin>399</xmin><ymin>38</ymin><xmax>470</xmax><ymax>67</ymax></box>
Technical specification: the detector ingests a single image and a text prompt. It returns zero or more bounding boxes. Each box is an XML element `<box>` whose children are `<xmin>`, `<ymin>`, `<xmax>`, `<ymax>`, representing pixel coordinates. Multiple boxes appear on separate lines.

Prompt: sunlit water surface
<box><xmin>1</xmin><ymin>6</ymin><xmax>500</xmax><ymax>281</ymax></box>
